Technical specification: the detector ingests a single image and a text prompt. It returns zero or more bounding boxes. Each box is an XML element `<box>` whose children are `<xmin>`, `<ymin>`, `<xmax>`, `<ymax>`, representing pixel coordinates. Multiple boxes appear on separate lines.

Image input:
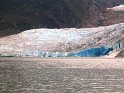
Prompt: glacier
<box><xmin>0</xmin><ymin>23</ymin><xmax>124</xmax><ymax>57</ymax></box>
<box><xmin>17</xmin><ymin>46</ymin><xmax>113</xmax><ymax>57</ymax></box>
<box><xmin>67</xmin><ymin>46</ymin><xmax>113</xmax><ymax>57</ymax></box>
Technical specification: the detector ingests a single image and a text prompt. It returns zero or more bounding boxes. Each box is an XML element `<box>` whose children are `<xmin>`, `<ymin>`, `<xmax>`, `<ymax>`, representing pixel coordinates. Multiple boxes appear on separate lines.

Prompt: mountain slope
<box><xmin>0</xmin><ymin>0</ymin><xmax>124</xmax><ymax>37</ymax></box>
<box><xmin>116</xmin><ymin>50</ymin><xmax>124</xmax><ymax>57</ymax></box>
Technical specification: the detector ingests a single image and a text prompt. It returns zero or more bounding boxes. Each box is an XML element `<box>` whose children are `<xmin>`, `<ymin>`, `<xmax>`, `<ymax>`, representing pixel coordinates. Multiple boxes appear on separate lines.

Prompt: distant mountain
<box><xmin>0</xmin><ymin>0</ymin><xmax>124</xmax><ymax>37</ymax></box>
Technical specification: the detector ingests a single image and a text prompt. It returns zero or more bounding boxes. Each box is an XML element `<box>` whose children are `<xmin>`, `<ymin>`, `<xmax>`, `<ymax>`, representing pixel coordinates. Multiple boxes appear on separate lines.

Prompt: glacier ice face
<box><xmin>21</xmin><ymin>50</ymin><xmax>68</xmax><ymax>57</ymax></box>
<box><xmin>0</xmin><ymin>23</ymin><xmax>124</xmax><ymax>57</ymax></box>
<box><xmin>19</xmin><ymin>46</ymin><xmax>113</xmax><ymax>57</ymax></box>
<box><xmin>67</xmin><ymin>46</ymin><xmax>113</xmax><ymax>57</ymax></box>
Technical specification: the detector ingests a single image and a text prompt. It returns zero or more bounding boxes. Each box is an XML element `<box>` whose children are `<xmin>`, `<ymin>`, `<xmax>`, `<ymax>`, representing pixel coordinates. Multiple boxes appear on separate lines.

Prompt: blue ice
<box><xmin>38</xmin><ymin>46</ymin><xmax>113</xmax><ymax>57</ymax></box>
<box><xmin>67</xmin><ymin>46</ymin><xmax>113</xmax><ymax>57</ymax></box>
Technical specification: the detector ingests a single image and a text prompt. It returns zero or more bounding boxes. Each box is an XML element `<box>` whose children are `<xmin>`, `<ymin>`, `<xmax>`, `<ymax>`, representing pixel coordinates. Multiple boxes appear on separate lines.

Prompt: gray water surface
<box><xmin>0</xmin><ymin>60</ymin><xmax>124</xmax><ymax>93</ymax></box>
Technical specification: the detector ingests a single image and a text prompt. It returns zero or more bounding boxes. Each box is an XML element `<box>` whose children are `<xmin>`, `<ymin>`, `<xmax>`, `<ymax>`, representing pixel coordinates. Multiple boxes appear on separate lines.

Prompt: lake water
<box><xmin>0</xmin><ymin>59</ymin><xmax>124</xmax><ymax>93</ymax></box>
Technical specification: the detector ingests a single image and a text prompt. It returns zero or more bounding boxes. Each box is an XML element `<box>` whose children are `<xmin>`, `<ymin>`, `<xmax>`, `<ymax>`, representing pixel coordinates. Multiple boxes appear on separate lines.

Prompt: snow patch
<box><xmin>107</xmin><ymin>5</ymin><xmax>124</xmax><ymax>11</ymax></box>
